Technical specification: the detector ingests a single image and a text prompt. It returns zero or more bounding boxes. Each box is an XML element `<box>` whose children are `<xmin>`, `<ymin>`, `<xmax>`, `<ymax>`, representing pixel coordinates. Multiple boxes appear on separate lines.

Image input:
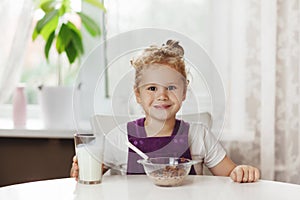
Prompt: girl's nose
<box><xmin>157</xmin><ymin>88</ymin><xmax>168</xmax><ymax>101</ymax></box>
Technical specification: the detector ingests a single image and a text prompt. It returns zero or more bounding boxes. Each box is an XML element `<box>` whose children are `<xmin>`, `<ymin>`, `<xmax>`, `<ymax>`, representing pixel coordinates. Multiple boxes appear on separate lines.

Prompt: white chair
<box><xmin>90</xmin><ymin>112</ymin><xmax>212</xmax><ymax>136</ymax></box>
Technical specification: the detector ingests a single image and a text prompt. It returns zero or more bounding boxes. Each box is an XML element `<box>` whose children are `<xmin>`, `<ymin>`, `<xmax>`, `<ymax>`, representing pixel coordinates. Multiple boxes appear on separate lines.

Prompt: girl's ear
<box><xmin>134</xmin><ymin>87</ymin><xmax>142</xmax><ymax>104</ymax></box>
<box><xmin>182</xmin><ymin>80</ymin><xmax>189</xmax><ymax>101</ymax></box>
<box><xmin>182</xmin><ymin>90</ymin><xmax>187</xmax><ymax>102</ymax></box>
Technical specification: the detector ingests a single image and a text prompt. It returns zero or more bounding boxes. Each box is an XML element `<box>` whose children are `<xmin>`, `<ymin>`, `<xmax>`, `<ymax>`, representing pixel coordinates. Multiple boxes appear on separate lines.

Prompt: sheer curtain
<box><xmin>210</xmin><ymin>0</ymin><xmax>300</xmax><ymax>183</ymax></box>
<box><xmin>273</xmin><ymin>0</ymin><xmax>300</xmax><ymax>183</ymax></box>
<box><xmin>0</xmin><ymin>0</ymin><xmax>33</xmax><ymax>103</ymax></box>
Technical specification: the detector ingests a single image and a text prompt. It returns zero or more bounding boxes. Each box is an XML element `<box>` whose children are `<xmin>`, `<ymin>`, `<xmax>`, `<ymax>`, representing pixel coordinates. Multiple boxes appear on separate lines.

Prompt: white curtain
<box><xmin>210</xmin><ymin>0</ymin><xmax>300</xmax><ymax>183</ymax></box>
<box><xmin>0</xmin><ymin>0</ymin><xmax>34</xmax><ymax>103</ymax></box>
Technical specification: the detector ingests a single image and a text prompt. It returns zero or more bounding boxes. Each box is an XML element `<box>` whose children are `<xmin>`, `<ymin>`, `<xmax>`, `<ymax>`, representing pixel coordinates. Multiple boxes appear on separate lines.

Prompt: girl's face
<box><xmin>135</xmin><ymin>64</ymin><xmax>187</xmax><ymax>122</ymax></box>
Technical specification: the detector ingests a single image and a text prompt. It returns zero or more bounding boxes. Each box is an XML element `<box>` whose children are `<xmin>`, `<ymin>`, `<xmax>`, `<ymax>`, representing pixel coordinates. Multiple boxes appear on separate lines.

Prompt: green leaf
<box><xmin>65</xmin><ymin>21</ymin><xmax>82</xmax><ymax>38</ymax></box>
<box><xmin>32</xmin><ymin>9</ymin><xmax>58</xmax><ymax>41</ymax></box>
<box><xmin>44</xmin><ymin>31</ymin><xmax>55</xmax><ymax>60</ymax></box>
<box><xmin>32</xmin><ymin>27</ymin><xmax>39</xmax><ymax>41</ymax></box>
<box><xmin>56</xmin><ymin>22</ymin><xmax>84</xmax><ymax>64</ymax></box>
<box><xmin>39</xmin><ymin>14</ymin><xmax>59</xmax><ymax>40</ymax></box>
<box><xmin>65</xmin><ymin>42</ymin><xmax>77</xmax><ymax>64</ymax></box>
<box><xmin>77</xmin><ymin>12</ymin><xmax>101</xmax><ymax>37</ymax></box>
<box><xmin>40</xmin><ymin>0</ymin><xmax>57</xmax><ymax>12</ymax></box>
<box><xmin>56</xmin><ymin>23</ymin><xmax>72</xmax><ymax>54</ymax></box>
<box><xmin>83</xmin><ymin>0</ymin><xmax>106</xmax><ymax>12</ymax></box>
<box><xmin>64</xmin><ymin>22</ymin><xmax>84</xmax><ymax>61</ymax></box>
<box><xmin>59</xmin><ymin>1</ymin><xmax>70</xmax><ymax>16</ymax></box>
<box><xmin>70</xmin><ymin>33</ymin><xmax>84</xmax><ymax>55</ymax></box>
<box><xmin>36</xmin><ymin>9</ymin><xmax>59</xmax><ymax>33</ymax></box>
<box><xmin>67</xmin><ymin>28</ymin><xmax>84</xmax><ymax>55</ymax></box>
<box><xmin>66</xmin><ymin>22</ymin><xmax>84</xmax><ymax>55</ymax></box>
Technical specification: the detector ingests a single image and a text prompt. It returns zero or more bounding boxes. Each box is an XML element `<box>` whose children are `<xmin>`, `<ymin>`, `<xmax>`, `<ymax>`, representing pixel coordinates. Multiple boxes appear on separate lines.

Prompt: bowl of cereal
<box><xmin>137</xmin><ymin>157</ymin><xmax>199</xmax><ymax>187</ymax></box>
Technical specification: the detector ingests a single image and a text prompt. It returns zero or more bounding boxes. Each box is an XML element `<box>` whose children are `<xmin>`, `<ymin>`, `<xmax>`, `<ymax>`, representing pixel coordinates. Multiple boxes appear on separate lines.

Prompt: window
<box><xmin>2</xmin><ymin>0</ymin><xmax>213</xmax><ymax>128</ymax></box>
<box><xmin>0</xmin><ymin>0</ymin><xmax>83</xmax><ymax>121</ymax></box>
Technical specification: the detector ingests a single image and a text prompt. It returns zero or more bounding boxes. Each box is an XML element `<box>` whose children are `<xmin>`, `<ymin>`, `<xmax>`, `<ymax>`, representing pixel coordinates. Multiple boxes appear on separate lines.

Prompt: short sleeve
<box><xmin>189</xmin><ymin>123</ymin><xmax>226</xmax><ymax>169</ymax></box>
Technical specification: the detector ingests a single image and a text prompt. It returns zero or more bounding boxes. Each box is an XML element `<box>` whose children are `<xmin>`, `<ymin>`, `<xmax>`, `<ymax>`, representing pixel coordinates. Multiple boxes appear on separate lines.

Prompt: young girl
<box><xmin>71</xmin><ymin>40</ymin><xmax>260</xmax><ymax>183</ymax></box>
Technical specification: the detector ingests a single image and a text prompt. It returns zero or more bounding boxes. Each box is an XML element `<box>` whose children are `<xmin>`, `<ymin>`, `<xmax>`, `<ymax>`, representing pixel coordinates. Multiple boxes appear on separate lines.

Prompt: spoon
<box><xmin>125</xmin><ymin>141</ymin><xmax>149</xmax><ymax>160</ymax></box>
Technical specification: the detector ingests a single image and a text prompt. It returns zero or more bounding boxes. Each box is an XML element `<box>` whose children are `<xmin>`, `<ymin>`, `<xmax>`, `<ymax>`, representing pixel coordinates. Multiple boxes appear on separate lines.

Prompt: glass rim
<box><xmin>74</xmin><ymin>133</ymin><xmax>95</xmax><ymax>137</ymax></box>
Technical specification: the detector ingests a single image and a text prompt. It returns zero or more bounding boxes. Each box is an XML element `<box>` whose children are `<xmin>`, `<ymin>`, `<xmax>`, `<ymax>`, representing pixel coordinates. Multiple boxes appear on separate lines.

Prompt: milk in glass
<box><xmin>75</xmin><ymin>134</ymin><xmax>104</xmax><ymax>184</ymax></box>
<box><xmin>76</xmin><ymin>144</ymin><xmax>102</xmax><ymax>183</ymax></box>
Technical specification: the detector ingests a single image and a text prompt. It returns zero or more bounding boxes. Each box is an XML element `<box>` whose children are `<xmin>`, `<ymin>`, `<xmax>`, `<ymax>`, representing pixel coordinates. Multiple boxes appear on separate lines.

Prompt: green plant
<box><xmin>32</xmin><ymin>0</ymin><xmax>106</xmax><ymax>85</ymax></box>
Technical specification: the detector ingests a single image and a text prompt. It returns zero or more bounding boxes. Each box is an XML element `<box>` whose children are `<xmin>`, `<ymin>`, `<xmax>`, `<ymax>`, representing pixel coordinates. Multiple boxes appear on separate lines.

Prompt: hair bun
<box><xmin>161</xmin><ymin>40</ymin><xmax>184</xmax><ymax>57</ymax></box>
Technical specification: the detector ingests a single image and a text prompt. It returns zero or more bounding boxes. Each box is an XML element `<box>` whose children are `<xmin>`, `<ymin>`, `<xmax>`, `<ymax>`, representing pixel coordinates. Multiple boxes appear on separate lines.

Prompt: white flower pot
<box><xmin>39</xmin><ymin>86</ymin><xmax>76</xmax><ymax>129</ymax></box>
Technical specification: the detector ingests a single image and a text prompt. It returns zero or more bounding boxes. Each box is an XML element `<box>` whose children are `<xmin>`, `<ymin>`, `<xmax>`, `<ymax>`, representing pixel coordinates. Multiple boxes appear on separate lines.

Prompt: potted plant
<box><xmin>32</xmin><ymin>0</ymin><xmax>106</xmax><ymax>129</ymax></box>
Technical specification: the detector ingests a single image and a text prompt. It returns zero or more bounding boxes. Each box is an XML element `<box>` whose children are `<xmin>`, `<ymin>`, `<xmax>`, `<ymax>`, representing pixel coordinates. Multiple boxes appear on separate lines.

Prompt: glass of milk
<box><xmin>74</xmin><ymin>134</ymin><xmax>104</xmax><ymax>184</ymax></box>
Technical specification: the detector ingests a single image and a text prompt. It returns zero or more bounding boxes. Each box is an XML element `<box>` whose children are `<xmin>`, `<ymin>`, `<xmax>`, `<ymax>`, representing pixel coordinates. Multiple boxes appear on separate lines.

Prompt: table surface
<box><xmin>1</xmin><ymin>175</ymin><xmax>300</xmax><ymax>200</ymax></box>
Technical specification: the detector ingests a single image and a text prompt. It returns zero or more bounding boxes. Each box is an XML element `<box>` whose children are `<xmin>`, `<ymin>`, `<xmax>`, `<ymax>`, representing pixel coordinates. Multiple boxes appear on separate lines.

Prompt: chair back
<box><xmin>90</xmin><ymin>112</ymin><xmax>212</xmax><ymax>135</ymax></box>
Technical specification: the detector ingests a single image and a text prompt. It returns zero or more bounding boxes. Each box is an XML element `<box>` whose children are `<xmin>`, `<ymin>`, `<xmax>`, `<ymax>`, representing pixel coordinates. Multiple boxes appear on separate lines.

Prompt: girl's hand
<box><xmin>230</xmin><ymin>165</ymin><xmax>260</xmax><ymax>183</ymax></box>
<box><xmin>70</xmin><ymin>155</ymin><xmax>79</xmax><ymax>181</ymax></box>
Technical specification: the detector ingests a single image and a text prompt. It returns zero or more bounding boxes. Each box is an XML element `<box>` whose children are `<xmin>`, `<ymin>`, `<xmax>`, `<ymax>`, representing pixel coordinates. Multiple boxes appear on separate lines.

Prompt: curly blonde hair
<box><xmin>131</xmin><ymin>40</ymin><xmax>187</xmax><ymax>88</ymax></box>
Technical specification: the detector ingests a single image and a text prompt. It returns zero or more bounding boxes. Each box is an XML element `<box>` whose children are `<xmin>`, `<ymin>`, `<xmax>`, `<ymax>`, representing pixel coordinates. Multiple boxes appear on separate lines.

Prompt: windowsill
<box><xmin>0</xmin><ymin>118</ymin><xmax>90</xmax><ymax>139</ymax></box>
<box><xmin>0</xmin><ymin>104</ymin><xmax>91</xmax><ymax>138</ymax></box>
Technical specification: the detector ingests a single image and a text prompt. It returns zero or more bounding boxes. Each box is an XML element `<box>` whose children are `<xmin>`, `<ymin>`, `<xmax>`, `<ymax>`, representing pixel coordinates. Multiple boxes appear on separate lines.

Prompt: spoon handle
<box><xmin>126</xmin><ymin>141</ymin><xmax>149</xmax><ymax>160</ymax></box>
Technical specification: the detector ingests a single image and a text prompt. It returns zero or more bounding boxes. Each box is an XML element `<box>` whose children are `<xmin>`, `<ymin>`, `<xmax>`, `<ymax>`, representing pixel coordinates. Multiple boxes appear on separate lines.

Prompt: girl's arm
<box><xmin>70</xmin><ymin>155</ymin><xmax>109</xmax><ymax>181</ymax></box>
<box><xmin>209</xmin><ymin>155</ymin><xmax>260</xmax><ymax>183</ymax></box>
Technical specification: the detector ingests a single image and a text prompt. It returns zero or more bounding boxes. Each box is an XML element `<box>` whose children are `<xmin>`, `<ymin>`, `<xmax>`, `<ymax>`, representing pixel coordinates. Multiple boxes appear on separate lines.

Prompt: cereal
<box><xmin>138</xmin><ymin>157</ymin><xmax>197</xmax><ymax>187</ymax></box>
<box><xmin>149</xmin><ymin>166</ymin><xmax>188</xmax><ymax>186</ymax></box>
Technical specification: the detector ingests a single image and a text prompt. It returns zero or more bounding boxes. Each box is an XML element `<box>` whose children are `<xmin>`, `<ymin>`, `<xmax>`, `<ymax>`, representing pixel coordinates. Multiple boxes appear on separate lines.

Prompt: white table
<box><xmin>1</xmin><ymin>175</ymin><xmax>300</xmax><ymax>200</ymax></box>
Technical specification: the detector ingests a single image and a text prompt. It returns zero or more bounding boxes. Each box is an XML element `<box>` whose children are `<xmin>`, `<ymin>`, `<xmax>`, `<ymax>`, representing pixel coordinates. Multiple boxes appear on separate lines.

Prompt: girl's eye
<box><xmin>168</xmin><ymin>85</ymin><xmax>176</xmax><ymax>90</ymax></box>
<box><xmin>147</xmin><ymin>86</ymin><xmax>157</xmax><ymax>91</ymax></box>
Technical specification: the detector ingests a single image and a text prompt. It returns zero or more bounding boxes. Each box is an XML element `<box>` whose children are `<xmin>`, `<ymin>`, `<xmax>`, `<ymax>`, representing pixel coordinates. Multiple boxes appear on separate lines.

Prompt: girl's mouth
<box><xmin>154</xmin><ymin>104</ymin><xmax>171</xmax><ymax>109</ymax></box>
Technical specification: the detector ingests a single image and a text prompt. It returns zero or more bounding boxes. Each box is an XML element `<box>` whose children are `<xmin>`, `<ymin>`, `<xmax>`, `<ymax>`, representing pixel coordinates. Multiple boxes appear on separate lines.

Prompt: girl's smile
<box><xmin>153</xmin><ymin>104</ymin><xmax>172</xmax><ymax>109</ymax></box>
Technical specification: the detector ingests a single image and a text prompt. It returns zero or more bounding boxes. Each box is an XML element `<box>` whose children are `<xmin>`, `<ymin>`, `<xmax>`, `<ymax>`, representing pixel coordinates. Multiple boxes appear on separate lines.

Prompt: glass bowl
<box><xmin>137</xmin><ymin>157</ymin><xmax>199</xmax><ymax>187</ymax></box>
